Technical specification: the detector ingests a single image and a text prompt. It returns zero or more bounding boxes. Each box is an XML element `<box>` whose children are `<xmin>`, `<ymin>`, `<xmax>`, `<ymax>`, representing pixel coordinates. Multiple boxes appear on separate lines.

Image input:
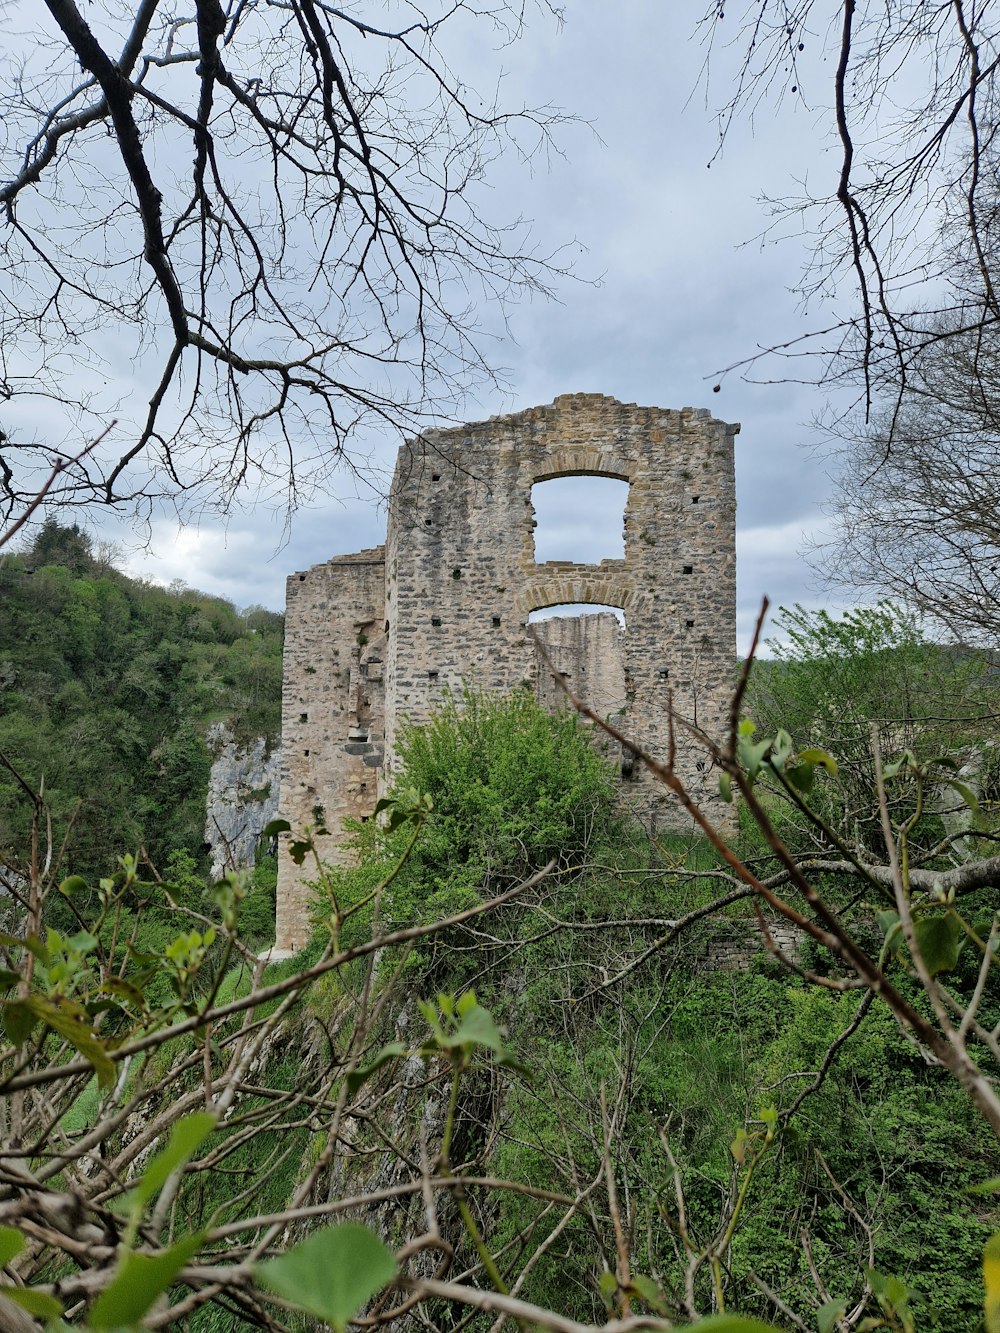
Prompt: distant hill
<box><xmin>0</xmin><ymin>520</ymin><xmax>283</xmax><ymax>878</ymax></box>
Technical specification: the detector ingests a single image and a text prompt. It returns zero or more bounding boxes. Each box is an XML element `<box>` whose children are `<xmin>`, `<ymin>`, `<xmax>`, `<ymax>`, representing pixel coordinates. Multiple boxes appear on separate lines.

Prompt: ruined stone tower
<box><xmin>275</xmin><ymin>394</ymin><xmax>739</xmax><ymax>951</ymax></box>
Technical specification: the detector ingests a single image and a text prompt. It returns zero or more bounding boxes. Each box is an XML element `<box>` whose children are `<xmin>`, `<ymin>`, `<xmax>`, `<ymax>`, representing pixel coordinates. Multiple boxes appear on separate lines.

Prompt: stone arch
<box><xmin>516</xmin><ymin>573</ymin><xmax>645</xmax><ymax>618</ymax></box>
<box><xmin>530</xmin><ymin>446</ymin><xmax>631</xmax><ymax>485</ymax></box>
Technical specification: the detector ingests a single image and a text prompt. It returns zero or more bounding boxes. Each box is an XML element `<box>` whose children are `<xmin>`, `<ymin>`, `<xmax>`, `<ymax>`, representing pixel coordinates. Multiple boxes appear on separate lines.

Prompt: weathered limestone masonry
<box><xmin>278</xmin><ymin>550</ymin><xmax>387</xmax><ymax>950</ymax></box>
<box><xmin>276</xmin><ymin>394</ymin><xmax>738</xmax><ymax>951</ymax></box>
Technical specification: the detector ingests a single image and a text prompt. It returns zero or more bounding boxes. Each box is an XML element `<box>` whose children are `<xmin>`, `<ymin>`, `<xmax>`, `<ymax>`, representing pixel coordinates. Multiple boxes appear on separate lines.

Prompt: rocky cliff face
<box><xmin>204</xmin><ymin>723</ymin><xmax>282</xmax><ymax>878</ymax></box>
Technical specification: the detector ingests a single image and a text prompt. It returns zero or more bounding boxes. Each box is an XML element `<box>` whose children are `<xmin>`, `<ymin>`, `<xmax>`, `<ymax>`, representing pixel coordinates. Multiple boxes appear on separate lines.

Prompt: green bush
<box><xmin>395</xmin><ymin>685</ymin><xmax>620</xmax><ymax>878</ymax></box>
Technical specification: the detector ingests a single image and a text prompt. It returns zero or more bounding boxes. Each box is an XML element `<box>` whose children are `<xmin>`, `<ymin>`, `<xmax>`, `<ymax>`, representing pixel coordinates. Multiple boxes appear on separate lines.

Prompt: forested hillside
<box><xmin>0</xmin><ymin>521</ymin><xmax>283</xmax><ymax>879</ymax></box>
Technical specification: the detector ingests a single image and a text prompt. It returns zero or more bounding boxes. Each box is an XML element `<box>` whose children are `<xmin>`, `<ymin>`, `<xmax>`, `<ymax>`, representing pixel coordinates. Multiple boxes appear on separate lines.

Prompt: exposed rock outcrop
<box><xmin>205</xmin><ymin>723</ymin><xmax>281</xmax><ymax>878</ymax></box>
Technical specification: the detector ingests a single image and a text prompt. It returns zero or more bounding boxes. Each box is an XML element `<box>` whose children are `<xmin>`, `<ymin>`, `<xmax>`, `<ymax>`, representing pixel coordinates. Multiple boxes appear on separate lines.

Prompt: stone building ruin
<box><xmin>275</xmin><ymin>393</ymin><xmax>739</xmax><ymax>951</ymax></box>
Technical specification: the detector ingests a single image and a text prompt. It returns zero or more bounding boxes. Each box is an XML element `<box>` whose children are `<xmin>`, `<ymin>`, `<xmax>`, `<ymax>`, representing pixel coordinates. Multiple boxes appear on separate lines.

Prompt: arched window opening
<box><xmin>528</xmin><ymin>604</ymin><xmax>626</xmax><ymax>628</ymax></box>
<box><xmin>529</xmin><ymin>604</ymin><xmax>627</xmax><ymax>726</ymax></box>
<box><xmin>530</xmin><ymin>476</ymin><xmax>629</xmax><ymax>564</ymax></box>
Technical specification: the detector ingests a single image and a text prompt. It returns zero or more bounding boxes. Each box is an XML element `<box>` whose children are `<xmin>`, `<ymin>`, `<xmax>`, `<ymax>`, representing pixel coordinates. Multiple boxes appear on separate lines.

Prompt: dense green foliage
<box><xmin>0</xmin><ymin>520</ymin><xmax>283</xmax><ymax>877</ymax></box>
<box><xmin>749</xmin><ymin>603</ymin><xmax>992</xmax><ymax>754</ymax></box>
<box><xmin>311</xmin><ymin>685</ymin><xmax>997</xmax><ymax>1331</ymax></box>
<box><xmin>309</xmin><ymin>688</ymin><xmax>628</xmax><ymax>999</ymax></box>
<box><xmin>2</xmin><ymin>594</ymin><xmax>996</xmax><ymax>1329</ymax></box>
<box><xmin>395</xmin><ymin>685</ymin><xmax>619</xmax><ymax>875</ymax></box>
<box><xmin>744</xmin><ymin>602</ymin><xmax>997</xmax><ymax>851</ymax></box>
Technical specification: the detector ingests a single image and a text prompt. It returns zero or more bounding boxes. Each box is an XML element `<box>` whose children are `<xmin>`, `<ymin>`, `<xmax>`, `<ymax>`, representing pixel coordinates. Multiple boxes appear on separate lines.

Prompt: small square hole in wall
<box><xmin>658</xmin><ymin>667</ymin><xmax>669</xmax><ymax>679</ymax></box>
<box><xmin>299</xmin><ymin>712</ymin><xmax>308</xmax><ymax>723</ymax></box>
<box><xmin>304</xmin><ymin>749</ymin><xmax>310</xmax><ymax>757</ymax></box>
<box><xmin>683</xmin><ymin>564</ymin><xmax>693</xmax><ymax>574</ymax></box>
<box><xmin>431</xmin><ymin>616</ymin><xmax>442</xmax><ymax>627</ymax></box>
<box><xmin>424</xmin><ymin>518</ymin><xmax>433</xmax><ymax>526</ymax></box>
<box><xmin>492</xmin><ymin>616</ymin><xmax>501</xmax><ymax>627</ymax></box>
<box><xmin>432</xmin><ymin>473</ymin><xmax>441</xmax><ymax>481</ymax></box>
<box><xmin>428</xmin><ymin>670</ymin><xmax>439</xmax><ymax>680</ymax></box>
<box><xmin>686</xmin><ymin>620</ymin><xmax>695</xmax><ymax>629</ymax></box>
<box><xmin>691</xmin><ymin>496</ymin><xmax>700</xmax><ymax>504</ymax></box>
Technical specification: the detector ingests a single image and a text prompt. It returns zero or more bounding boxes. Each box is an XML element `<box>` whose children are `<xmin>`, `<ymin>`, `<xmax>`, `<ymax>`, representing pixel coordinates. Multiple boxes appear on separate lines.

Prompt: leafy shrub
<box><xmin>396</xmin><ymin>685</ymin><xmax>620</xmax><ymax>878</ymax></box>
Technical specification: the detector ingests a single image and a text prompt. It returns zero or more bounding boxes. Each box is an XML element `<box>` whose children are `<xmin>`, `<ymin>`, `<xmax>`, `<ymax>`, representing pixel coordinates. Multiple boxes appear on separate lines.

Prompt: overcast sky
<box><xmin>74</xmin><ymin>5</ymin><xmax>857</xmax><ymax>652</ymax></box>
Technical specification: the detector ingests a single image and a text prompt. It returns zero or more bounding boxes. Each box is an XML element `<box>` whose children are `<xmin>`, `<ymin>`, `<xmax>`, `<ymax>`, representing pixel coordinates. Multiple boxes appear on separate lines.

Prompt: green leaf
<box><xmin>928</xmin><ymin>754</ymin><xmax>960</xmax><ymax>772</ymax></box>
<box><xmin>758</xmin><ymin>1104</ymin><xmax>778</xmax><ymax>1139</ymax></box>
<box><xmin>867</xmin><ymin>1266</ymin><xmax>914</xmax><ymax>1325</ymax></box>
<box><xmin>797</xmin><ymin>747</ymin><xmax>838</xmax><ymax>776</ymax></box>
<box><xmin>255</xmin><ymin>1224</ymin><xmax>396</xmax><ymax>1332</ymax></box>
<box><xmin>346</xmin><ymin>1043</ymin><xmax>407</xmax><ymax>1095</ymax></box>
<box><xmin>770</xmin><ymin>729</ymin><xmax>793</xmax><ymax>768</ymax></box>
<box><xmin>598</xmin><ymin>1270</ymin><xmax>618</xmax><ymax>1306</ymax></box>
<box><xmin>786</xmin><ymin>762</ymin><xmax>814</xmax><ymax>794</ymax></box>
<box><xmin>913</xmin><ymin>912</ymin><xmax>964</xmax><ymax>975</ymax></box>
<box><xmin>730</xmin><ymin>1126</ymin><xmax>749</xmax><ymax>1165</ymax></box>
<box><xmin>596</xmin><ymin>1273</ymin><xmax>615</xmax><ymax>1313</ymax></box>
<box><xmin>629</xmin><ymin>1275</ymin><xmax>667</xmax><ymax>1314</ymax></box>
<box><xmin>99</xmin><ymin>976</ymin><xmax>147</xmax><ymax>1008</ymax></box>
<box><xmin>737</xmin><ymin>736</ymin><xmax>772</xmax><ymax>782</ymax></box>
<box><xmin>0</xmin><ymin>1286</ymin><xmax>64</xmax><ymax>1319</ymax></box>
<box><xmin>23</xmin><ymin>995</ymin><xmax>115</xmax><ymax>1089</ymax></box>
<box><xmin>876</xmin><ymin>910</ymin><xmax>903</xmax><ymax>956</ymax></box>
<box><xmin>718</xmin><ymin>771</ymin><xmax>733</xmax><ymax>803</ymax></box>
<box><xmin>2</xmin><ymin>1001</ymin><xmax>36</xmax><ymax>1045</ymax></box>
<box><xmin>496</xmin><ymin>1048</ymin><xmax>532</xmax><ymax>1078</ymax></box>
<box><xmin>817</xmin><ymin>1299</ymin><xmax>847</xmax><ymax>1333</ymax></box>
<box><xmin>883</xmin><ymin>750</ymin><xmax>916</xmax><ymax>781</ymax></box>
<box><xmin>448</xmin><ymin>1003</ymin><xmax>504</xmax><ymax>1054</ymax></box>
<box><xmin>1</xmin><ymin>933</ymin><xmax>47</xmax><ymax>963</ymax></box>
<box><xmin>0</xmin><ymin>970</ymin><xmax>19</xmax><ymax>994</ymax></box>
<box><xmin>113</xmin><ymin>1111</ymin><xmax>216</xmax><ymax>1215</ymax></box>
<box><xmin>288</xmin><ymin>839</ymin><xmax>311</xmax><ymax>866</ymax></box>
<box><xmin>945</xmin><ymin>778</ymin><xmax>981</xmax><ymax>817</ymax></box>
<box><xmin>0</xmin><ymin>1226</ymin><xmax>25</xmax><ymax>1266</ymax></box>
<box><xmin>89</xmin><ymin>1233</ymin><xmax>202</xmax><ymax>1329</ymax></box>
<box><xmin>58</xmin><ymin>875</ymin><xmax>88</xmax><ymax>897</ymax></box>
<box><xmin>262</xmin><ymin>818</ymin><xmax>292</xmax><ymax>839</ymax></box>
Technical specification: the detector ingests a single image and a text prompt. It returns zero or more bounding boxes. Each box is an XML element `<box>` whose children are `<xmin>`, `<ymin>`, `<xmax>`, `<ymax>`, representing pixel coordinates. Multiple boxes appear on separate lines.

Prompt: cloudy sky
<box><xmin>32</xmin><ymin>5</ymin><xmax>858</xmax><ymax>651</ymax></box>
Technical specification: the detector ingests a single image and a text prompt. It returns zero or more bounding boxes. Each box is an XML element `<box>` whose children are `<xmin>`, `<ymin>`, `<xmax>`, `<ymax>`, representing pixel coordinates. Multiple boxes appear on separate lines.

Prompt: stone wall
<box><xmin>275</xmin><ymin>394</ymin><xmax>739</xmax><ymax>951</ymax></box>
<box><xmin>383</xmin><ymin>394</ymin><xmax>738</xmax><ymax>823</ymax></box>
<box><xmin>531</xmin><ymin>611</ymin><xmax>626</xmax><ymax>720</ymax></box>
<box><xmin>276</xmin><ymin>549</ymin><xmax>386</xmax><ymax>951</ymax></box>
<box><xmin>531</xmin><ymin>610</ymin><xmax>627</xmax><ymax>770</ymax></box>
<box><xmin>691</xmin><ymin>918</ymin><xmax>805</xmax><ymax>972</ymax></box>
